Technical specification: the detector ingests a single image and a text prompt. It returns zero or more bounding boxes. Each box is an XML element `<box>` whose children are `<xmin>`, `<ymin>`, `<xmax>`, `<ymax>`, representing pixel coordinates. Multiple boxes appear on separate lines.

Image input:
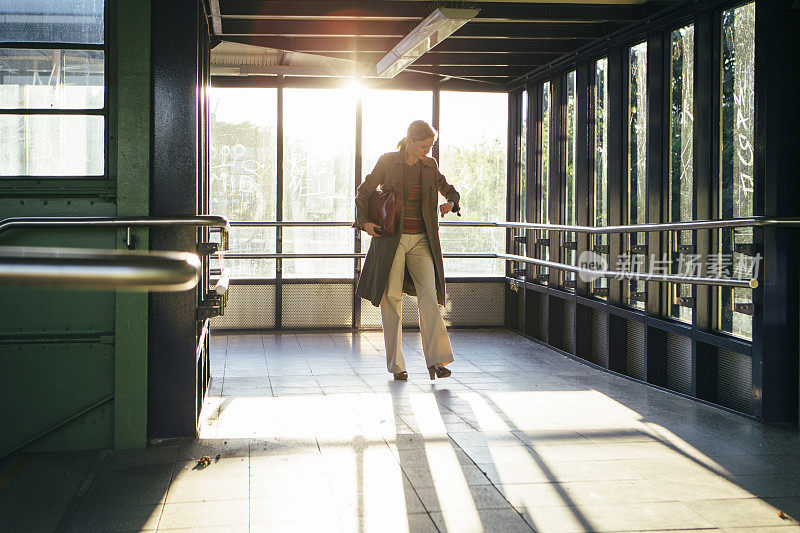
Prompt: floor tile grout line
<box><xmin>248</xmin><ymin>439</ymin><xmax>252</xmax><ymax>533</ymax></box>
<box><xmin>262</xmin><ymin>332</ymin><xmax>275</xmax><ymax>398</ymax></box>
<box><xmin>445</xmin><ymin>433</ymin><xmax>537</xmax><ymax>531</ymax></box>
<box><xmin>152</xmin><ymin>449</ymin><xmax>180</xmax><ymax>531</ymax></box>
<box><xmin>381</xmin><ymin>429</ymin><xmax>443</xmax><ymax>532</ymax></box>
<box><xmin>51</xmin><ymin>449</ymin><xmax>109</xmax><ymax>533</ymax></box>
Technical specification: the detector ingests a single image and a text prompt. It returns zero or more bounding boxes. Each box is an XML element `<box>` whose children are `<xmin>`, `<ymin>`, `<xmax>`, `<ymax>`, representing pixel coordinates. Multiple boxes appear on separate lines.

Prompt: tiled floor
<box><xmin>3</xmin><ymin>329</ymin><xmax>800</xmax><ymax>532</ymax></box>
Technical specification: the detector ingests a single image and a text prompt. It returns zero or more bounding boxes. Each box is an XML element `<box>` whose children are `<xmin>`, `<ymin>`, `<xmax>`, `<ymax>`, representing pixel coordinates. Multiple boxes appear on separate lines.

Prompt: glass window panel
<box><xmin>669</xmin><ymin>25</ymin><xmax>695</xmax><ymax>323</ymax></box>
<box><xmin>0</xmin><ymin>49</ymin><xmax>104</xmax><ymax>109</ymax></box>
<box><xmin>217</xmin><ymin>228</ymin><xmax>277</xmax><ymax>278</ymax></box>
<box><xmin>593</xmin><ymin>58</ymin><xmax>608</xmax><ymax>295</ymax></box>
<box><xmin>565</xmin><ymin>70</ymin><xmax>577</xmax><ymax>287</ymax></box>
<box><xmin>0</xmin><ymin>1</ymin><xmax>104</xmax><ymax>44</ymax></box>
<box><xmin>210</xmin><ymin>87</ymin><xmax>278</xmax><ymax>277</ymax></box>
<box><xmin>361</xmin><ymin>89</ymin><xmax>432</xmax><ymax>178</ymax></box>
<box><xmin>0</xmin><ymin>114</ymin><xmax>103</xmax><ymax>176</ymax></box>
<box><xmin>628</xmin><ymin>41</ymin><xmax>648</xmax><ymax>309</ymax></box>
<box><xmin>439</xmin><ymin>227</ymin><xmax>505</xmax><ymax>277</ymax></box>
<box><xmin>539</xmin><ymin>81</ymin><xmax>551</xmax><ymax>280</ymax></box>
<box><xmin>440</xmin><ymin>91</ymin><xmax>507</xmax><ymax>277</ymax></box>
<box><xmin>719</xmin><ymin>2</ymin><xmax>755</xmax><ymax>339</ymax></box>
<box><xmin>283</xmin><ymin>227</ymin><xmax>353</xmax><ymax>279</ymax></box>
<box><xmin>284</xmin><ymin>88</ymin><xmax>355</xmax><ymax>222</ymax></box>
<box><xmin>212</xmin><ymin>258</ymin><xmax>276</xmax><ymax>279</ymax></box>
<box><xmin>284</xmin><ymin>88</ymin><xmax>355</xmax><ymax>278</ymax></box>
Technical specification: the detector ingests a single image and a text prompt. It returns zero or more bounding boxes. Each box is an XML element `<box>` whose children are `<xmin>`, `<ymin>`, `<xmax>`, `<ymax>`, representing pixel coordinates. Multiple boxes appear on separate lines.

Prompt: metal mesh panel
<box><xmin>359</xmin><ymin>297</ymin><xmax>382</xmax><ymax>329</ymax></box>
<box><xmin>563</xmin><ymin>301</ymin><xmax>576</xmax><ymax>354</ymax></box>
<box><xmin>358</xmin><ymin>294</ymin><xmax>419</xmax><ymax>329</ymax></box>
<box><xmin>666</xmin><ymin>332</ymin><xmax>693</xmax><ymax>395</ymax></box>
<box><xmin>441</xmin><ymin>281</ymin><xmax>504</xmax><ymax>327</ymax></box>
<box><xmin>626</xmin><ymin>320</ymin><xmax>646</xmax><ymax>380</ymax></box>
<box><xmin>590</xmin><ymin>309</ymin><xmax>607</xmax><ymax>366</ymax></box>
<box><xmin>212</xmin><ymin>284</ymin><xmax>275</xmax><ymax>330</ymax></box>
<box><xmin>716</xmin><ymin>348</ymin><xmax>754</xmax><ymax>414</ymax></box>
<box><xmin>359</xmin><ymin>281</ymin><xmax>504</xmax><ymax>329</ymax></box>
<box><xmin>282</xmin><ymin>283</ymin><xmax>353</xmax><ymax>328</ymax></box>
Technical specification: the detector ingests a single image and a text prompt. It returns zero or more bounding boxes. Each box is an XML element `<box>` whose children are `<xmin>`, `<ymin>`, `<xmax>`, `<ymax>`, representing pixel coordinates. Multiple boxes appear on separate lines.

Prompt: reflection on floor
<box><xmin>3</xmin><ymin>329</ymin><xmax>800</xmax><ymax>532</ymax></box>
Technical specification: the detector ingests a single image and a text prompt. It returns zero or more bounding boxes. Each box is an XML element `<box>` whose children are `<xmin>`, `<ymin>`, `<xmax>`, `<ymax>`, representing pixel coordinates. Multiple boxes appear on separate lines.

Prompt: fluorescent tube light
<box><xmin>375</xmin><ymin>7</ymin><xmax>480</xmax><ymax>78</ymax></box>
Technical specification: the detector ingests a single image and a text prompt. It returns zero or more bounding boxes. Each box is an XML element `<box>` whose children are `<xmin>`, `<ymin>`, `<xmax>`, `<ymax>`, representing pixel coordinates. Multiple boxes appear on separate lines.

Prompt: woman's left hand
<box><xmin>439</xmin><ymin>201</ymin><xmax>454</xmax><ymax>218</ymax></box>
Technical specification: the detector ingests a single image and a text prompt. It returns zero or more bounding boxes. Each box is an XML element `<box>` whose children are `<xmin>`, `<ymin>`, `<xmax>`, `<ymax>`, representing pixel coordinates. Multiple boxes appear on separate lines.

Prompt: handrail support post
<box><xmin>125</xmin><ymin>227</ymin><xmax>136</xmax><ymax>250</ymax></box>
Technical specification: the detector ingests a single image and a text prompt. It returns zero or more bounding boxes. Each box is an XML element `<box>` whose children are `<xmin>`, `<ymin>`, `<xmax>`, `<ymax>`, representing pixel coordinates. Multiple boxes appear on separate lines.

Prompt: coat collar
<box><xmin>391</xmin><ymin>150</ymin><xmax>437</xmax><ymax>168</ymax></box>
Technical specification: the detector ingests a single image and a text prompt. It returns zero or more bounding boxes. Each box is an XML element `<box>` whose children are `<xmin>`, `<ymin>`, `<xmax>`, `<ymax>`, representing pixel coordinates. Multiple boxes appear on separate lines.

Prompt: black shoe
<box><xmin>393</xmin><ymin>371</ymin><xmax>408</xmax><ymax>380</ymax></box>
<box><xmin>428</xmin><ymin>365</ymin><xmax>451</xmax><ymax>380</ymax></box>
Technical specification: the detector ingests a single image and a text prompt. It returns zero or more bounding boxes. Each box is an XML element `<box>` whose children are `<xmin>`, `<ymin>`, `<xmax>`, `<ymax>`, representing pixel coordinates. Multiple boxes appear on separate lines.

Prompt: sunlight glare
<box><xmin>344</xmin><ymin>78</ymin><xmax>364</xmax><ymax>99</ymax></box>
<box><xmin>407</xmin><ymin>393</ymin><xmax>482</xmax><ymax>527</ymax></box>
<box><xmin>461</xmin><ymin>392</ymin><xmax>513</xmax><ymax>432</ymax></box>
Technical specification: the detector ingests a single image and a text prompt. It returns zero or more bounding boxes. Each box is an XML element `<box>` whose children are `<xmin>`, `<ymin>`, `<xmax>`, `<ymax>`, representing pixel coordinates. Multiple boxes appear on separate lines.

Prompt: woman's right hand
<box><xmin>363</xmin><ymin>222</ymin><xmax>380</xmax><ymax>237</ymax></box>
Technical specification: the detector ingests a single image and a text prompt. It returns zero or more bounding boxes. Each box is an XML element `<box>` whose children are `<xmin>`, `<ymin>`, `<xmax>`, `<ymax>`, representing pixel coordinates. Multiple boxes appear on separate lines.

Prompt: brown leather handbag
<box><xmin>367</xmin><ymin>185</ymin><xmax>402</xmax><ymax>236</ymax></box>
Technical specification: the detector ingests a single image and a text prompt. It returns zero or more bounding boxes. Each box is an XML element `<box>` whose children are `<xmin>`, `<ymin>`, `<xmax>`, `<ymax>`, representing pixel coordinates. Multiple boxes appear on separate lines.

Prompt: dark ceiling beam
<box><xmin>218</xmin><ymin>1</ymin><xmax>429</xmax><ymax>20</ymax></box>
<box><xmin>217</xmin><ymin>1</ymin><xmax>670</xmax><ymax>23</ymax></box>
<box><xmin>211</xmin><ymin>72</ymin><xmax>507</xmax><ymax>92</ymax></box>
<box><xmin>315</xmin><ymin>51</ymin><xmax>558</xmax><ymax>65</ymax></box>
<box><xmin>408</xmin><ymin>65</ymin><xmax>531</xmax><ymax>77</ymax></box>
<box><xmin>219</xmin><ymin>36</ymin><xmax>586</xmax><ymax>54</ymax></box>
<box><xmin>453</xmin><ymin>22</ymin><xmax>618</xmax><ymax>39</ymax></box>
<box><xmin>219</xmin><ymin>19</ymin><xmax>616</xmax><ymax>40</ymax></box>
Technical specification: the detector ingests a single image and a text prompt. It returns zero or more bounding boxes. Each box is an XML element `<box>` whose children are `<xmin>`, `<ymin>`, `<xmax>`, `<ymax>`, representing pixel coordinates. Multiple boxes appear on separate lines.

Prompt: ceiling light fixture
<box><xmin>375</xmin><ymin>7</ymin><xmax>480</xmax><ymax>78</ymax></box>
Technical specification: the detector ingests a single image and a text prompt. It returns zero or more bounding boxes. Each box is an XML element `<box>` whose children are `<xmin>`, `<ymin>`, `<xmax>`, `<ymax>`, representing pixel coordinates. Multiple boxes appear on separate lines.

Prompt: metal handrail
<box><xmin>227</xmin><ymin>216</ymin><xmax>800</xmax><ymax>234</ymax></box>
<box><xmin>216</xmin><ymin>252</ymin><xmax>493</xmax><ymax>259</ymax></box>
<box><xmin>0</xmin><ymin>216</ymin><xmax>232</xmax><ymax>250</ymax></box>
<box><xmin>214</xmin><ymin>251</ymin><xmax>756</xmax><ymax>288</ymax></box>
<box><xmin>0</xmin><ymin>247</ymin><xmax>201</xmax><ymax>291</ymax></box>
<box><xmin>212</xmin><ymin>217</ymin><xmax>794</xmax><ymax>289</ymax></box>
<box><xmin>231</xmin><ymin>221</ymin><xmax>352</xmax><ymax>227</ymax></box>
<box><xmin>497</xmin><ymin>253</ymin><xmax>757</xmax><ymax>289</ymax></box>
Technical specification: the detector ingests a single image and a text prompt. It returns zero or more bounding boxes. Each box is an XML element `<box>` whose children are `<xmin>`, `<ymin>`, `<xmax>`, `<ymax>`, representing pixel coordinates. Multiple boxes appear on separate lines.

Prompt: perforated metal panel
<box><xmin>716</xmin><ymin>348</ymin><xmax>754</xmax><ymax>414</ymax></box>
<box><xmin>359</xmin><ymin>298</ymin><xmax>383</xmax><ymax>329</ymax></box>
<box><xmin>282</xmin><ymin>283</ymin><xmax>353</xmax><ymax>328</ymax></box>
<box><xmin>590</xmin><ymin>309</ymin><xmax>607</xmax><ymax>366</ymax></box>
<box><xmin>212</xmin><ymin>284</ymin><xmax>276</xmax><ymax>330</ymax></box>
<box><xmin>359</xmin><ymin>281</ymin><xmax>504</xmax><ymax>329</ymax></box>
<box><xmin>563</xmin><ymin>301</ymin><xmax>576</xmax><ymax>354</ymax></box>
<box><xmin>666</xmin><ymin>332</ymin><xmax>693</xmax><ymax>395</ymax></box>
<box><xmin>626</xmin><ymin>320</ymin><xmax>645</xmax><ymax>380</ymax></box>
<box><xmin>358</xmin><ymin>293</ymin><xmax>419</xmax><ymax>329</ymax></box>
<box><xmin>441</xmin><ymin>281</ymin><xmax>504</xmax><ymax>327</ymax></box>
<box><xmin>213</xmin><ymin>281</ymin><xmax>504</xmax><ymax>330</ymax></box>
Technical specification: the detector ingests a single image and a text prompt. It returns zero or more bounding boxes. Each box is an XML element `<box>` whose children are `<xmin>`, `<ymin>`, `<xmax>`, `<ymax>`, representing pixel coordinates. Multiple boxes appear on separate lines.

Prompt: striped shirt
<box><xmin>402</xmin><ymin>162</ymin><xmax>425</xmax><ymax>234</ymax></box>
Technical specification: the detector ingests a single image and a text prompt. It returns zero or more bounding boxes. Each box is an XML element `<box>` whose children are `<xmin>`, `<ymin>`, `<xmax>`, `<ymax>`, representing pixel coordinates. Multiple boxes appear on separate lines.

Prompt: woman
<box><xmin>355</xmin><ymin>120</ymin><xmax>460</xmax><ymax>381</ymax></box>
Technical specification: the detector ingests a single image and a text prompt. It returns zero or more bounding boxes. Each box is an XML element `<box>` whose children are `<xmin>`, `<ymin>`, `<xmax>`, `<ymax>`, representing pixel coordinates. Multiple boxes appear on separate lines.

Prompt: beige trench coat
<box><xmin>355</xmin><ymin>150</ymin><xmax>460</xmax><ymax>307</ymax></box>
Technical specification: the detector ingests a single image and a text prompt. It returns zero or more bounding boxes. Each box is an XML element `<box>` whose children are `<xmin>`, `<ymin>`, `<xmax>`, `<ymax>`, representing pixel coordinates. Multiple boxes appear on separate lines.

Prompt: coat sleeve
<box><xmin>355</xmin><ymin>154</ymin><xmax>387</xmax><ymax>231</ymax></box>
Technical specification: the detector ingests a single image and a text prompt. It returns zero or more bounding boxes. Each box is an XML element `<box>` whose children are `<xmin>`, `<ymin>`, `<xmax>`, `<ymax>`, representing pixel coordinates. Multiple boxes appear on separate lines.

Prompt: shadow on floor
<box><xmin>2</xmin><ymin>329</ymin><xmax>800</xmax><ymax>532</ymax></box>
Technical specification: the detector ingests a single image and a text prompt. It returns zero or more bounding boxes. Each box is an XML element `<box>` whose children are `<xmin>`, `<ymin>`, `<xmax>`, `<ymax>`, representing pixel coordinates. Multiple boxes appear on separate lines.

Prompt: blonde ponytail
<box><xmin>397</xmin><ymin>136</ymin><xmax>408</xmax><ymax>150</ymax></box>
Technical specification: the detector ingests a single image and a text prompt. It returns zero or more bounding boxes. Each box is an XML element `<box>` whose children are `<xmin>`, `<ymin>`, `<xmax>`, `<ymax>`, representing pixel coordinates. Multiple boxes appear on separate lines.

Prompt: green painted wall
<box><xmin>0</xmin><ymin>2</ymin><xmax>151</xmax><ymax>456</ymax></box>
<box><xmin>112</xmin><ymin>0</ymin><xmax>151</xmax><ymax>451</ymax></box>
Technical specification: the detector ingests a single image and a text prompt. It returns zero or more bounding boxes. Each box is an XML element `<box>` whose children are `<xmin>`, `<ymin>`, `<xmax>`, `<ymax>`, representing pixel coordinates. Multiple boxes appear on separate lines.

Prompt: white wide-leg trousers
<box><xmin>380</xmin><ymin>233</ymin><xmax>454</xmax><ymax>373</ymax></box>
